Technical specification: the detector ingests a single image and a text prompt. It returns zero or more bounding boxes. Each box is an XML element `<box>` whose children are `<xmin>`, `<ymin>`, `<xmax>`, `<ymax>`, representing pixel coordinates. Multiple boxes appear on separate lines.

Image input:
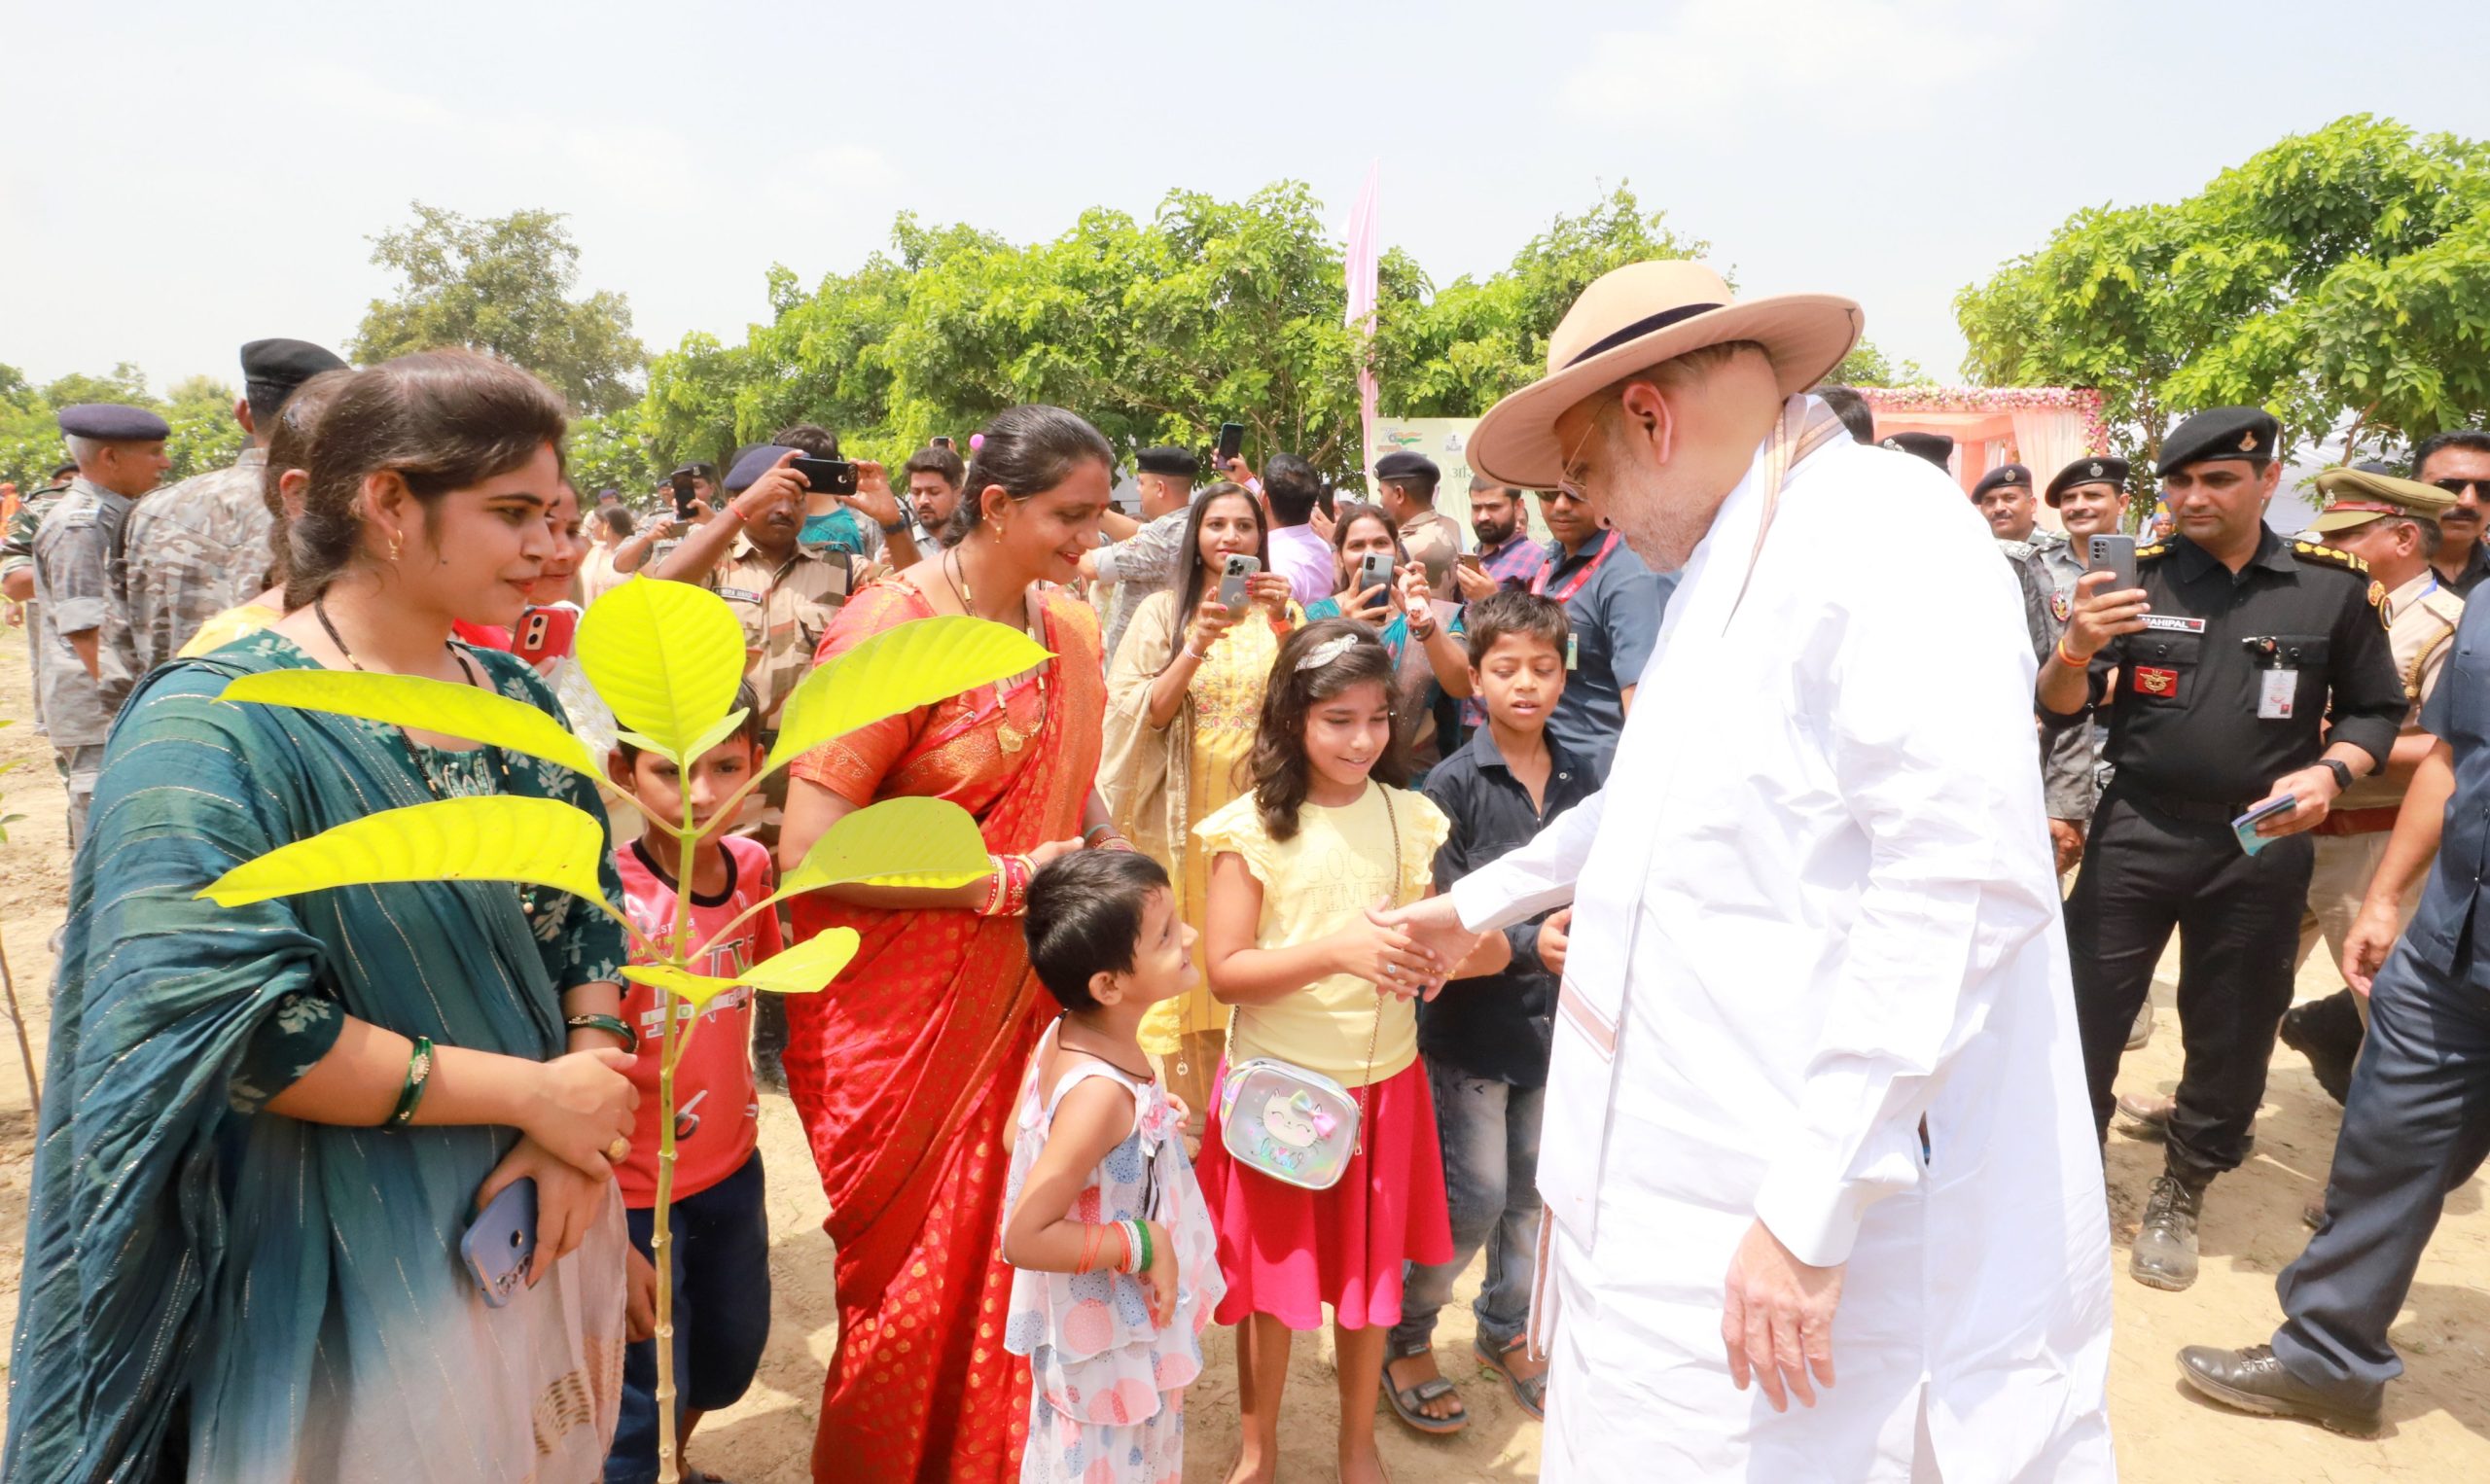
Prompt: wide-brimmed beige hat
<box><xmin>1467</xmin><ymin>261</ymin><xmax>1863</xmax><ymax>489</ymax></box>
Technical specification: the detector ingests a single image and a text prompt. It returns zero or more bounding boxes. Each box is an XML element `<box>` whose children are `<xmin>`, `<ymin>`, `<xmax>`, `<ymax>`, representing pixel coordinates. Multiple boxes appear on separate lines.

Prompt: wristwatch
<box><xmin>2320</xmin><ymin>758</ymin><xmax>2354</xmax><ymax>794</ymax></box>
<box><xmin>880</xmin><ymin>519</ymin><xmax>908</xmax><ymax>534</ymax></box>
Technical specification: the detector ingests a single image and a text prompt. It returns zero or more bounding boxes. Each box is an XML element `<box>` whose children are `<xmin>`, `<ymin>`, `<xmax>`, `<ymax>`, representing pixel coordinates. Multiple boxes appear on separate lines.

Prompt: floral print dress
<box><xmin>1001</xmin><ymin>1022</ymin><xmax>1226</xmax><ymax>1484</ymax></box>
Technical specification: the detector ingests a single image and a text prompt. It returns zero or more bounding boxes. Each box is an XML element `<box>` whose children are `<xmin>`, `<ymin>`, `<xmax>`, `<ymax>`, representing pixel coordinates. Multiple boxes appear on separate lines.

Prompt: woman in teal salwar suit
<box><xmin>6</xmin><ymin>352</ymin><xmax>645</xmax><ymax>1482</ymax></box>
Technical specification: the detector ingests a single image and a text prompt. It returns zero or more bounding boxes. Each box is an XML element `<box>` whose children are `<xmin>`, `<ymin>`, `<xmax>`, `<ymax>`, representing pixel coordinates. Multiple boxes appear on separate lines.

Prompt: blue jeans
<box><xmin>1390</xmin><ymin>1058</ymin><xmax>1543</xmax><ymax>1354</ymax></box>
<box><xmin>605</xmin><ymin>1152</ymin><xmax>771</xmax><ymax>1484</ymax></box>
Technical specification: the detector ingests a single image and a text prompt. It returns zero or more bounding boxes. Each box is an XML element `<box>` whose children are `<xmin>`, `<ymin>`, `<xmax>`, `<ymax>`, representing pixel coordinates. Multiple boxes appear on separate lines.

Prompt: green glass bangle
<box><xmin>1129</xmin><ymin>1217</ymin><xmax>1154</xmax><ymax>1275</ymax></box>
<box><xmin>389</xmin><ymin>1036</ymin><xmax>434</xmax><ymax>1129</ymax></box>
<box><xmin>565</xmin><ymin>1013</ymin><xmax>638</xmax><ymax>1053</ymax></box>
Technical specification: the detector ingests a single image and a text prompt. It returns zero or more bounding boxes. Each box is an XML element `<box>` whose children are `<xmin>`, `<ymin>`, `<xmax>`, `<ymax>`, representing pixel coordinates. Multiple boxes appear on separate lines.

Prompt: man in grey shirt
<box><xmin>1083</xmin><ymin>445</ymin><xmax>1198</xmax><ymax>659</ymax></box>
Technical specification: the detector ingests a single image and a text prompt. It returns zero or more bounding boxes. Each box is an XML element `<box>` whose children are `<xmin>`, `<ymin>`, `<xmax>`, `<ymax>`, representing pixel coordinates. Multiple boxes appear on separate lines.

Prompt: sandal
<box><xmin>1380</xmin><ymin>1338</ymin><xmax>1468</xmax><ymax>1435</ymax></box>
<box><xmin>1475</xmin><ymin>1332</ymin><xmax>1547</xmax><ymax>1421</ymax></box>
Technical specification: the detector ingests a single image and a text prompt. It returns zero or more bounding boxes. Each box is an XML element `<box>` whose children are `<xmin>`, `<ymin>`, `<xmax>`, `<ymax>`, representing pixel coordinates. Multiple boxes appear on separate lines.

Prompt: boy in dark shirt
<box><xmin>1382</xmin><ymin>591</ymin><xmax>1597</xmax><ymax>1432</ymax></box>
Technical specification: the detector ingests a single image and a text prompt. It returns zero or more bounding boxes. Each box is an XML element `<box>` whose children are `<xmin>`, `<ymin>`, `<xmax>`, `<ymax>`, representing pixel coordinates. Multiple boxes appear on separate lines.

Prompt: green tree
<box><xmin>0</xmin><ymin>364</ymin><xmax>245</xmax><ymax>485</ymax></box>
<box><xmin>1828</xmin><ymin>338</ymin><xmax>1927</xmax><ymax>387</ymax></box>
<box><xmin>1958</xmin><ymin>114</ymin><xmax>2490</xmax><ymax>477</ymax></box>
<box><xmin>565</xmin><ymin>411</ymin><xmax>665</xmax><ymax>498</ymax></box>
<box><xmin>354</xmin><ymin>203</ymin><xmax>648</xmax><ymax>417</ymax></box>
<box><xmin>1373</xmin><ymin>185</ymin><xmax>1710</xmax><ymax>420</ymax></box>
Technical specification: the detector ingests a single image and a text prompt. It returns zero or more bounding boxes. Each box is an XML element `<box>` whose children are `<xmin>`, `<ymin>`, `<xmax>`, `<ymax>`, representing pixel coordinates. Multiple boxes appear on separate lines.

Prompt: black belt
<box><xmin>2114</xmin><ymin>785</ymin><xmax>2255</xmax><ymax>826</ymax></box>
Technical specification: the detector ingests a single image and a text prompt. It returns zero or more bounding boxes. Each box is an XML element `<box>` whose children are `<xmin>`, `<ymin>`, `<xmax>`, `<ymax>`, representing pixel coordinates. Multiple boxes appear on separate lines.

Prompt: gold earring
<box><xmin>388</xmin><ymin>530</ymin><xmax>404</xmax><ymax>562</ymax></box>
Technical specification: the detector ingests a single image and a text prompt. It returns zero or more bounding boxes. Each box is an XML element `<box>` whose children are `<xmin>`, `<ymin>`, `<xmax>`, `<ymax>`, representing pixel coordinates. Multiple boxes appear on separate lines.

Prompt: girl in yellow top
<box><xmin>1100</xmin><ymin>481</ymin><xmax>1302</xmax><ymax>1142</ymax></box>
<box><xmin>1194</xmin><ymin>618</ymin><xmax>1458</xmax><ymax>1484</ymax></box>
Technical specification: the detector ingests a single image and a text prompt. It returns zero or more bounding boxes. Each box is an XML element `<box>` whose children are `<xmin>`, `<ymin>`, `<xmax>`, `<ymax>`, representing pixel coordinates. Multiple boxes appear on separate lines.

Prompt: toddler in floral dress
<box><xmin>1003</xmin><ymin>851</ymin><xmax>1226</xmax><ymax>1483</ymax></box>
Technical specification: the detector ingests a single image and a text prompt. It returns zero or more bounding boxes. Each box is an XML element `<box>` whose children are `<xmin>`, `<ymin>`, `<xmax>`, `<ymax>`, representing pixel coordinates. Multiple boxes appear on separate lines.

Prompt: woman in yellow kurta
<box><xmin>1101</xmin><ymin>481</ymin><xmax>1300</xmax><ymax>1138</ymax></box>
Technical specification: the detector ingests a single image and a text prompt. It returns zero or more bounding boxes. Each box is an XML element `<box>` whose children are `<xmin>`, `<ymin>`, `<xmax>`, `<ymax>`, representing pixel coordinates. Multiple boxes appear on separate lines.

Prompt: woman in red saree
<box><xmin>779</xmin><ymin>406</ymin><xmax>1125</xmax><ymax>1482</ymax></box>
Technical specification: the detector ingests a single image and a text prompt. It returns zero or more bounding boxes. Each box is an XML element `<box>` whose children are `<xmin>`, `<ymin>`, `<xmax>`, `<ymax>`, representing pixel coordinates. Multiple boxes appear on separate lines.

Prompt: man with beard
<box><xmin>1453</xmin><ymin>477</ymin><xmax>1547</xmax><ymax>600</ymax></box>
<box><xmin>901</xmin><ymin>443</ymin><xmax>965</xmax><ymax>555</ymax></box>
<box><xmin>1378</xmin><ymin>261</ymin><xmax>2114</xmax><ymax>1480</ymax></box>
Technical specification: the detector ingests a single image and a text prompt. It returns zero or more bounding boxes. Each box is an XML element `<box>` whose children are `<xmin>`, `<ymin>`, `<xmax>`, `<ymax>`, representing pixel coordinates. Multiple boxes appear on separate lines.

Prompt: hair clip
<box><xmin>1294</xmin><ymin>634</ymin><xmax>1360</xmax><ymax>672</ymax></box>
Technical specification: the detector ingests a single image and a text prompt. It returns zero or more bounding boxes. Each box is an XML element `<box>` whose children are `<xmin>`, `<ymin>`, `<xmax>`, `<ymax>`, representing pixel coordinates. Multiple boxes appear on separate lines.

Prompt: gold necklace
<box><xmin>948</xmin><ymin>548</ymin><xmax>1049</xmax><ymax>751</ymax></box>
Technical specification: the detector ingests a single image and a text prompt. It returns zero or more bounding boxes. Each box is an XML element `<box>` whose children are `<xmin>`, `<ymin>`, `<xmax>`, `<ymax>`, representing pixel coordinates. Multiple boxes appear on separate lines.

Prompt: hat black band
<box><xmin>1563</xmin><ymin>303</ymin><xmax>1726</xmax><ymax>370</ymax></box>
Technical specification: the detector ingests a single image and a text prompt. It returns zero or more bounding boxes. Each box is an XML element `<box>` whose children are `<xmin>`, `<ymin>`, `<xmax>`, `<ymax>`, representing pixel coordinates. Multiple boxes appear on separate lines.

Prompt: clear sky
<box><xmin>6</xmin><ymin>0</ymin><xmax>2486</xmax><ymax>397</ymax></box>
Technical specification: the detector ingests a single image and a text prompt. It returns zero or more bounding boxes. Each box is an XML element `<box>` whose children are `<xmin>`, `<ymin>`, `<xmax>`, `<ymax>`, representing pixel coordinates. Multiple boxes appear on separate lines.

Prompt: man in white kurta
<box><xmin>1387</xmin><ymin>262</ymin><xmax>2115</xmax><ymax>1480</ymax></box>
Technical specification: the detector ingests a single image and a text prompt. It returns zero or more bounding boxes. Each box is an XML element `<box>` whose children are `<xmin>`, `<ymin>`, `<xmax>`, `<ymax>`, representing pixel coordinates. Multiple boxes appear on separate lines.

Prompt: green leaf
<box><xmin>677</xmin><ymin>708</ymin><xmax>753</xmax><ymax>769</ymax></box>
<box><xmin>218</xmin><ymin>670</ymin><xmax>604</xmax><ymax>781</ymax></box>
<box><xmin>788</xmin><ymin>796</ymin><xmax>991</xmax><ymax>892</ymax></box>
<box><xmin>197</xmin><ymin>796</ymin><xmax>608</xmax><ymax>907</ymax></box>
<box><xmin>694</xmin><ymin>797</ymin><xmax>989</xmax><ymax>952</ymax></box>
<box><xmin>766</xmin><ymin>616</ymin><xmax>1050</xmax><ymax>777</ymax></box>
<box><xmin>622</xmin><ymin>927</ymin><xmax>861</xmax><ymax>1007</ymax></box>
<box><xmin>577</xmin><ymin>581</ymin><xmax>746</xmax><ymax>761</ymax></box>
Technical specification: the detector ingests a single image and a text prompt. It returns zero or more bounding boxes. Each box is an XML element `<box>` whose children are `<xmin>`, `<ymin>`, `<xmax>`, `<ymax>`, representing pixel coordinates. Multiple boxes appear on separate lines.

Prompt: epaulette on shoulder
<box><xmin>2291</xmin><ymin>540</ymin><xmax>2368</xmax><ymax>576</ymax></box>
<box><xmin>2136</xmin><ymin>542</ymin><xmax>2171</xmax><ymax>561</ymax></box>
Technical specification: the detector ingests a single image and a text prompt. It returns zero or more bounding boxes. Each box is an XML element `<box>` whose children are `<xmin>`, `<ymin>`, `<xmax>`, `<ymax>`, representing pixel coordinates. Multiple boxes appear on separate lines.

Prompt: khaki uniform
<box><xmin>1399</xmin><ymin>508</ymin><xmax>1465</xmax><ymax>602</ymax></box>
<box><xmin>701</xmin><ymin>537</ymin><xmax>863</xmax><ymax>849</ymax></box>
<box><xmin>2297</xmin><ymin>570</ymin><xmax>2463</xmax><ymax>976</ymax></box>
<box><xmin>119</xmin><ymin>447</ymin><xmax>273</xmax><ymax>675</ymax></box>
<box><xmin>32</xmin><ymin>480</ymin><xmax>140</xmax><ymax>845</ymax></box>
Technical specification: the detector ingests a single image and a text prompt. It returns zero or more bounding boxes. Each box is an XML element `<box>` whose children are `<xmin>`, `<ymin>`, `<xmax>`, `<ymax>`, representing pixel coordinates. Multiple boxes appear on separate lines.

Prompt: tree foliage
<box><xmin>0</xmin><ymin>362</ymin><xmax>247</xmax><ymax>488</ymax></box>
<box><xmin>634</xmin><ymin>182</ymin><xmax>1708</xmax><ymax>488</ymax></box>
<box><xmin>1828</xmin><ymin>337</ymin><xmax>1928</xmax><ymax>388</ymax></box>
<box><xmin>353</xmin><ymin>203</ymin><xmax>648</xmax><ymax>418</ymax></box>
<box><xmin>1957</xmin><ymin>114</ymin><xmax>2490</xmax><ymax>472</ymax></box>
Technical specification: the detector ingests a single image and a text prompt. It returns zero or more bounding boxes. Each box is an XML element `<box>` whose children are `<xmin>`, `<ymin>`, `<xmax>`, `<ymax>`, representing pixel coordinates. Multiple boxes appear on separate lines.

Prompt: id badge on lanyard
<box><xmin>2259</xmin><ymin>668</ymin><xmax>2297</xmax><ymax>720</ymax></box>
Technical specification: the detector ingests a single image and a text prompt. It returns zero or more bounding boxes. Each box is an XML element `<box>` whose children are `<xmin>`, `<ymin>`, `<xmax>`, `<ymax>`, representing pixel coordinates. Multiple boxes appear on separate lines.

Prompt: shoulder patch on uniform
<box><xmin>2292</xmin><ymin>540</ymin><xmax>2368</xmax><ymax>576</ymax></box>
<box><xmin>2135</xmin><ymin>542</ymin><xmax>2171</xmax><ymax>561</ymax></box>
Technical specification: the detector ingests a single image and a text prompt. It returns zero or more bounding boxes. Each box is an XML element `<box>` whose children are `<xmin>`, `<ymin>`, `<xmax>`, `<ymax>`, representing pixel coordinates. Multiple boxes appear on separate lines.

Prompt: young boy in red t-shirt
<box><xmin>605</xmin><ymin>685</ymin><xmax>777</xmax><ymax>1484</ymax></box>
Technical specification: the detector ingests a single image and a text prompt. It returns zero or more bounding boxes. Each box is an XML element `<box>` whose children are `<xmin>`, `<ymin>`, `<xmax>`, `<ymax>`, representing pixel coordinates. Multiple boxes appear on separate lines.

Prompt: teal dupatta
<box><xmin>4</xmin><ymin>630</ymin><xmax>629</xmax><ymax>1483</ymax></box>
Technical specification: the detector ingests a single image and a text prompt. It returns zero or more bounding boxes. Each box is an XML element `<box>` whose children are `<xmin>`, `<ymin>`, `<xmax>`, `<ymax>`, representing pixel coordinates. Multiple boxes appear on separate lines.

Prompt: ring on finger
<box><xmin>605</xmin><ymin>1137</ymin><xmax>630</xmax><ymax>1164</ymax></box>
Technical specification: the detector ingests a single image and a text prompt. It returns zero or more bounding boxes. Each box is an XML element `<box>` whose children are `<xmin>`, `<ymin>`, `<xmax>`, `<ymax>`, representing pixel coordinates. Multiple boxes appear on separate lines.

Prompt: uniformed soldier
<box><xmin>2043</xmin><ymin>455</ymin><xmax>2159</xmax><ymax>1049</ymax></box>
<box><xmin>2040</xmin><ymin>406</ymin><xmax>2407</xmax><ymax>1292</ymax></box>
<box><xmin>1980</xmin><ymin>462</ymin><xmax>2095</xmax><ymax>869</ymax></box>
<box><xmin>32</xmin><ymin>404</ymin><xmax>171</xmax><ymax>848</ymax></box>
<box><xmin>3</xmin><ymin>464</ymin><xmax>79</xmax><ymax>712</ymax></box>
<box><xmin>1878</xmin><ymin>429</ymin><xmax>1954</xmax><ymax>472</ymax></box>
<box><xmin>2279</xmin><ymin>466</ymin><xmax>2464</xmax><ymax>1100</ymax></box>
<box><xmin>120</xmin><ymin>338</ymin><xmax>347</xmax><ymax>673</ymax></box>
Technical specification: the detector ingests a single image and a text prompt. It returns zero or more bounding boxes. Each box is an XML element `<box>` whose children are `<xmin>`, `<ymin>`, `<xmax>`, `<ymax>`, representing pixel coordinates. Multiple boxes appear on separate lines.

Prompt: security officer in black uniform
<box><xmin>2040</xmin><ymin>406</ymin><xmax>2406</xmax><ymax>1292</ymax></box>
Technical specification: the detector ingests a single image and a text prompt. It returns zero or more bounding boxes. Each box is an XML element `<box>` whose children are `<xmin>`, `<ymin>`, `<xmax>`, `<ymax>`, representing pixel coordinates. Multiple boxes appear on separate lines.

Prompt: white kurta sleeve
<box><xmin>1750</xmin><ymin>561</ymin><xmax>2062</xmax><ymax>1268</ymax></box>
<box><xmin>1448</xmin><ymin>787</ymin><xmax>1605</xmax><ymax>931</ymax></box>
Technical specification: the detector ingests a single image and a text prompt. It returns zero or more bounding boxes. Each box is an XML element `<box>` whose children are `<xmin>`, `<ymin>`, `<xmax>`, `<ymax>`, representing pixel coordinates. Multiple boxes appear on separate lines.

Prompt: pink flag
<box><xmin>1344</xmin><ymin>161</ymin><xmax>1380</xmax><ymax>472</ymax></box>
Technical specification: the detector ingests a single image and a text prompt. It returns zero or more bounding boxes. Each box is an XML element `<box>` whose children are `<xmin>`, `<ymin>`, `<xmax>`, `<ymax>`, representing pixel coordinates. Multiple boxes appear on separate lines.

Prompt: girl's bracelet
<box><xmin>565</xmin><ymin>1013</ymin><xmax>637</xmax><ymax>1053</ymax></box>
<box><xmin>388</xmin><ymin>1037</ymin><xmax>435</xmax><ymax>1129</ymax></box>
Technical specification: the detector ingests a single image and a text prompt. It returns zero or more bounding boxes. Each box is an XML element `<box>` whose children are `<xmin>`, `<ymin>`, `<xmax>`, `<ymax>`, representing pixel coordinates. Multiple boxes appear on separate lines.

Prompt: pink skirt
<box><xmin>1195</xmin><ymin>1057</ymin><xmax>1453</xmax><ymax>1331</ymax></box>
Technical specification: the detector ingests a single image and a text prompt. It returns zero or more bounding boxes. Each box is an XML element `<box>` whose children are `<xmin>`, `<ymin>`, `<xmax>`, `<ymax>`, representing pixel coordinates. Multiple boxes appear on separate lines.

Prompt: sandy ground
<box><xmin>0</xmin><ymin>638</ymin><xmax>2484</xmax><ymax>1481</ymax></box>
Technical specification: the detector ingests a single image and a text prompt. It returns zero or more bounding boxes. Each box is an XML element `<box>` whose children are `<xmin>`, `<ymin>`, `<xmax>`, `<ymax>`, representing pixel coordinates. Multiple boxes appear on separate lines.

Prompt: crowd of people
<box><xmin>1</xmin><ymin>256</ymin><xmax>2486</xmax><ymax>1484</ymax></box>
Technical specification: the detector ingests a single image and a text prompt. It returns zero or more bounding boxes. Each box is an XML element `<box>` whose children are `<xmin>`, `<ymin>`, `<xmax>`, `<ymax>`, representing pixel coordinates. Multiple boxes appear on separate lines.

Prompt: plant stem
<box><xmin>652</xmin><ymin>795</ymin><xmax>697</xmax><ymax>1484</ymax></box>
<box><xmin>0</xmin><ymin>936</ymin><xmax>35</xmax><ymax>1119</ymax></box>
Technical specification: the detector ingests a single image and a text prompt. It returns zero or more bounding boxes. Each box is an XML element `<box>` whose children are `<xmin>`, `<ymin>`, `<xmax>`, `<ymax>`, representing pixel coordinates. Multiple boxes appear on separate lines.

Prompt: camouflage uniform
<box><xmin>119</xmin><ymin>446</ymin><xmax>272</xmax><ymax>675</ymax></box>
<box><xmin>32</xmin><ymin>479</ymin><xmax>140</xmax><ymax>846</ymax></box>
<box><xmin>697</xmin><ymin>536</ymin><xmax>863</xmax><ymax>842</ymax></box>
<box><xmin>3</xmin><ymin>490</ymin><xmax>62</xmax><ymax>733</ymax></box>
<box><xmin>2001</xmin><ymin>527</ymin><xmax>2096</xmax><ymax>824</ymax></box>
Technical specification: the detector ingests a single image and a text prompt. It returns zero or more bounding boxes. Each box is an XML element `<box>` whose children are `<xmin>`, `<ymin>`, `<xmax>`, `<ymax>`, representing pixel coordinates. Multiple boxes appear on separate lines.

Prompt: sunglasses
<box><xmin>2433</xmin><ymin>477</ymin><xmax>2490</xmax><ymax>500</ymax></box>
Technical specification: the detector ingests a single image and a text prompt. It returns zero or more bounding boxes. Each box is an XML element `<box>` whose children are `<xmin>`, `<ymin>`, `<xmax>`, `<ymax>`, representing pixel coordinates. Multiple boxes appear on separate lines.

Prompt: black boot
<box><xmin>2278</xmin><ymin>991</ymin><xmax>2364</xmax><ymax>1107</ymax></box>
<box><xmin>2176</xmin><ymin>1344</ymin><xmax>2382</xmax><ymax>1435</ymax></box>
<box><xmin>2131</xmin><ymin>1169</ymin><xmax>2208</xmax><ymax>1291</ymax></box>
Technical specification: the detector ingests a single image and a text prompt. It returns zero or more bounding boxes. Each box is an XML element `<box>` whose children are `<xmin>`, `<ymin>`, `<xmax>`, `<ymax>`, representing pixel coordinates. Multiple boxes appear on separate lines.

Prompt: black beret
<box><xmin>2045</xmin><ymin>455</ymin><xmax>2129</xmax><ymax>504</ymax></box>
<box><xmin>56</xmin><ymin>403</ymin><xmax>170</xmax><ymax>441</ymax></box>
<box><xmin>1878</xmin><ymin>431</ymin><xmax>1954</xmax><ymax>470</ymax></box>
<box><xmin>239</xmin><ymin>337</ymin><xmax>348</xmax><ymax>396</ymax></box>
<box><xmin>50</xmin><ymin>462</ymin><xmax>77</xmax><ymax>480</ymax></box>
<box><xmin>1135</xmin><ymin>446</ymin><xmax>1199</xmax><ymax>478</ymax></box>
<box><xmin>1374</xmin><ymin>450</ymin><xmax>1441</xmax><ymax>484</ymax></box>
<box><xmin>725</xmin><ymin>443</ymin><xmax>797</xmax><ymax>493</ymax></box>
<box><xmin>2157</xmin><ymin>406</ymin><xmax>2279</xmax><ymax>476</ymax></box>
<box><xmin>1971</xmin><ymin>463</ymin><xmax>2031</xmax><ymax>499</ymax></box>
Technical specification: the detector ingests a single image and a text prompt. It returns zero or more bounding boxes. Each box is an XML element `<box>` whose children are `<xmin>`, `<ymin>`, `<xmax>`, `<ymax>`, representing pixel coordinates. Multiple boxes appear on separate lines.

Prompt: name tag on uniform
<box><xmin>716</xmin><ymin>586</ymin><xmax>762</xmax><ymax>605</ymax></box>
<box><xmin>2142</xmin><ymin>615</ymin><xmax>2207</xmax><ymax>633</ymax></box>
<box><xmin>2259</xmin><ymin>669</ymin><xmax>2297</xmax><ymax>719</ymax></box>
